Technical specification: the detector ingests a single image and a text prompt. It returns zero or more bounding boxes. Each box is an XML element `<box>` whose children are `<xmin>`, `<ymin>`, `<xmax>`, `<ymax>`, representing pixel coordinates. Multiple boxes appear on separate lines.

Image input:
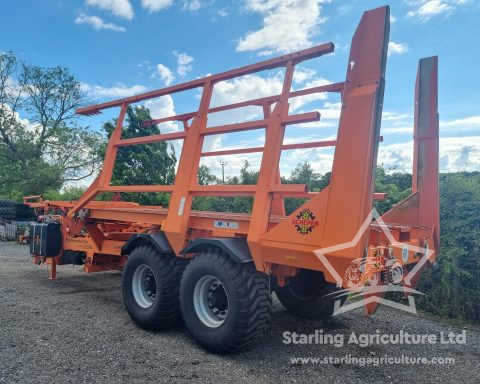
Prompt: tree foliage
<box><xmin>417</xmin><ymin>172</ymin><xmax>480</xmax><ymax>322</ymax></box>
<box><xmin>100</xmin><ymin>106</ymin><xmax>177</xmax><ymax>205</ymax></box>
<box><xmin>193</xmin><ymin>160</ymin><xmax>255</xmax><ymax>213</ymax></box>
<box><xmin>283</xmin><ymin>162</ymin><xmax>331</xmax><ymax>214</ymax></box>
<box><xmin>44</xmin><ymin>185</ymin><xmax>87</xmax><ymax>201</ymax></box>
<box><xmin>198</xmin><ymin>164</ymin><xmax>218</xmax><ymax>186</ymax></box>
<box><xmin>0</xmin><ymin>51</ymin><xmax>101</xmax><ymax>199</ymax></box>
<box><xmin>285</xmin><ymin>161</ymin><xmax>330</xmax><ymax>191</ymax></box>
<box><xmin>374</xmin><ymin>167</ymin><xmax>412</xmax><ymax>214</ymax></box>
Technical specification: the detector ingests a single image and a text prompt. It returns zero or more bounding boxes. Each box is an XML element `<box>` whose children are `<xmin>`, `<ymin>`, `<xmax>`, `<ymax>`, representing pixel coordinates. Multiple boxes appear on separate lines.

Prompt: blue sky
<box><xmin>1</xmin><ymin>0</ymin><xmax>479</xmax><ymax>181</ymax></box>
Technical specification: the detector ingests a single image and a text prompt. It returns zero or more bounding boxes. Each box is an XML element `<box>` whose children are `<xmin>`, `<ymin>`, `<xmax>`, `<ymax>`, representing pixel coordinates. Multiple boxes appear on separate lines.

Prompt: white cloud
<box><xmin>439</xmin><ymin>137</ymin><xmax>480</xmax><ymax>171</ymax></box>
<box><xmin>144</xmin><ymin>95</ymin><xmax>179</xmax><ymax>132</ymax></box>
<box><xmin>377</xmin><ymin>136</ymin><xmax>480</xmax><ymax>172</ymax></box>
<box><xmin>390</xmin><ymin>14</ymin><xmax>397</xmax><ymax>23</ymax></box>
<box><xmin>337</xmin><ymin>5</ymin><xmax>352</xmax><ymax>15</ymax></box>
<box><xmin>316</xmin><ymin>101</ymin><xmax>341</xmax><ymax>119</ymax></box>
<box><xmin>0</xmin><ymin>104</ymin><xmax>40</xmax><ymax>133</ymax></box>
<box><xmin>144</xmin><ymin>96</ymin><xmax>182</xmax><ymax>161</ymax></box>
<box><xmin>291</xmin><ymin>100</ymin><xmax>340</xmax><ymax>129</ymax></box>
<box><xmin>292</xmin><ymin>67</ymin><xmax>316</xmax><ymax>84</ymax></box>
<box><xmin>405</xmin><ymin>0</ymin><xmax>469</xmax><ymax>21</ymax></box>
<box><xmin>278</xmin><ymin>145</ymin><xmax>335</xmax><ymax>177</ymax></box>
<box><xmin>290</xmin><ymin>75</ymin><xmax>331</xmax><ymax>112</ymax></box>
<box><xmin>381</xmin><ymin>114</ymin><xmax>480</xmax><ymax>135</ymax></box>
<box><xmin>85</xmin><ymin>0</ymin><xmax>134</xmax><ymax>20</ymax></box>
<box><xmin>388</xmin><ymin>41</ymin><xmax>409</xmax><ymax>56</ymax></box>
<box><xmin>377</xmin><ymin>141</ymin><xmax>414</xmax><ymax>171</ymax></box>
<box><xmin>211</xmin><ymin>72</ymin><xmax>284</xmax><ymax>108</ymax></box>
<box><xmin>217</xmin><ymin>8</ymin><xmax>228</xmax><ymax>17</ymax></box>
<box><xmin>206</xmin><ymin>73</ymin><xmax>283</xmax><ymax>126</ymax></box>
<box><xmin>182</xmin><ymin>0</ymin><xmax>202</xmax><ymax>11</ymax></box>
<box><xmin>155</xmin><ymin>64</ymin><xmax>175</xmax><ymax>86</ymax></box>
<box><xmin>236</xmin><ymin>0</ymin><xmax>329</xmax><ymax>55</ymax></box>
<box><xmin>441</xmin><ymin>115</ymin><xmax>480</xmax><ymax>128</ymax></box>
<box><xmin>80</xmin><ymin>82</ymin><xmax>148</xmax><ymax>98</ymax></box>
<box><xmin>173</xmin><ymin>51</ymin><xmax>194</xmax><ymax>76</ymax></box>
<box><xmin>140</xmin><ymin>0</ymin><xmax>173</xmax><ymax>12</ymax></box>
<box><xmin>382</xmin><ymin>111</ymin><xmax>412</xmax><ymax>121</ymax></box>
<box><xmin>75</xmin><ymin>13</ymin><xmax>126</xmax><ymax>32</ymax></box>
<box><xmin>380</xmin><ymin>111</ymin><xmax>413</xmax><ymax>134</ymax></box>
<box><xmin>211</xmin><ymin>69</ymin><xmax>330</xmax><ymax>109</ymax></box>
<box><xmin>381</xmin><ymin>126</ymin><xmax>413</xmax><ymax>134</ymax></box>
<box><xmin>136</xmin><ymin>60</ymin><xmax>152</xmax><ymax>69</ymax></box>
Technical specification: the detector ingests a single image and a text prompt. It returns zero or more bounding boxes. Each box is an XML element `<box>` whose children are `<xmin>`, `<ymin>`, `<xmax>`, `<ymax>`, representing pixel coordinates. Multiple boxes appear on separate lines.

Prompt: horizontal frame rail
<box><xmin>114</xmin><ymin>131</ymin><xmax>187</xmax><ymax>147</ymax></box>
<box><xmin>76</xmin><ymin>43</ymin><xmax>335</xmax><ymax>116</ymax></box>
<box><xmin>111</xmin><ymin>111</ymin><xmax>323</xmax><ymax>148</ymax></box>
<box><xmin>141</xmin><ymin>82</ymin><xmax>345</xmax><ymax>127</ymax></box>
<box><xmin>201</xmin><ymin>111</ymin><xmax>320</xmax><ymax>136</ymax></box>
<box><xmin>99</xmin><ymin>184</ymin><xmax>308</xmax><ymax>195</ymax></box>
<box><xmin>201</xmin><ymin>140</ymin><xmax>337</xmax><ymax>157</ymax></box>
<box><xmin>199</xmin><ymin>137</ymin><xmax>383</xmax><ymax>158</ymax></box>
<box><xmin>100</xmin><ymin>185</ymin><xmax>175</xmax><ymax>193</ymax></box>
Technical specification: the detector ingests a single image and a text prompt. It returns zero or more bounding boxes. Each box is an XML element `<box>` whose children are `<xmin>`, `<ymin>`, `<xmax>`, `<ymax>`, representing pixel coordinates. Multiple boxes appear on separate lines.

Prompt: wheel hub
<box><xmin>193</xmin><ymin>275</ymin><xmax>229</xmax><ymax>328</ymax></box>
<box><xmin>132</xmin><ymin>264</ymin><xmax>157</xmax><ymax>308</ymax></box>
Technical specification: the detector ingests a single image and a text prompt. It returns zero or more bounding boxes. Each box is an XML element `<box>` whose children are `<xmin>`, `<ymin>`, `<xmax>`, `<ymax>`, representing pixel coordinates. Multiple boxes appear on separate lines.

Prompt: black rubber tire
<box><xmin>15</xmin><ymin>203</ymin><xmax>34</xmax><ymax>217</ymax></box>
<box><xmin>122</xmin><ymin>244</ymin><xmax>187</xmax><ymax>330</ymax></box>
<box><xmin>0</xmin><ymin>199</ymin><xmax>15</xmax><ymax>208</ymax></box>
<box><xmin>180</xmin><ymin>249</ymin><xmax>272</xmax><ymax>353</ymax></box>
<box><xmin>0</xmin><ymin>207</ymin><xmax>15</xmax><ymax>216</ymax></box>
<box><xmin>275</xmin><ymin>269</ymin><xmax>344</xmax><ymax>319</ymax></box>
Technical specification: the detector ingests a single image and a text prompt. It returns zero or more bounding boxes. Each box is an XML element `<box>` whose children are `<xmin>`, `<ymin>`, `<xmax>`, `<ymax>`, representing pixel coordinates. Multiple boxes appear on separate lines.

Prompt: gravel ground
<box><xmin>0</xmin><ymin>241</ymin><xmax>479</xmax><ymax>384</ymax></box>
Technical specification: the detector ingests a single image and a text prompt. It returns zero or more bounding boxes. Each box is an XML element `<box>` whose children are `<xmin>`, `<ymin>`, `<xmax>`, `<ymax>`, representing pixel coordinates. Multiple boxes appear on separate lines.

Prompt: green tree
<box><xmin>374</xmin><ymin>166</ymin><xmax>412</xmax><ymax>214</ymax></box>
<box><xmin>417</xmin><ymin>172</ymin><xmax>480</xmax><ymax>322</ymax></box>
<box><xmin>44</xmin><ymin>185</ymin><xmax>88</xmax><ymax>201</ymax></box>
<box><xmin>193</xmin><ymin>161</ymin><xmax>256</xmax><ymax>213</ymax></box>
<box><xmin>100</xmin><ymin>105</ymin><xmax>177</xmax><ymax>205</ymax></box>
<box><xmin>283</xmin><ymin>161</ymin><xmax>330</xmax><ymax>214</ymax></box>
<box><xmin>0</xmin><ymin>52</ymin><xmax>102</xmax><ymax>200</ymax></box>
<box><xmin>198</xmin><ymin>164</ymin><xmax>218</xmax><ymax>185</ymax></box>
<box><xmin>239</xmin><ymin>160</ymin><xmax>258</xmax><ymax>185</ymax></box>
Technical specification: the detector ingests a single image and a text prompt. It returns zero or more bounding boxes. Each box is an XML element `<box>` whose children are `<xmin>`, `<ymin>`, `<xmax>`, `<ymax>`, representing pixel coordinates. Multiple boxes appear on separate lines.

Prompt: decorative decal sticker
<box><xmin>292</xmin><ymin>208</ymin><xmax>319</xmax><ymax>235</ymax></box>
<box><xmin>214</xmin><ymin>221</ymin><xmax>239</xmax><ymax>230</ymax></box>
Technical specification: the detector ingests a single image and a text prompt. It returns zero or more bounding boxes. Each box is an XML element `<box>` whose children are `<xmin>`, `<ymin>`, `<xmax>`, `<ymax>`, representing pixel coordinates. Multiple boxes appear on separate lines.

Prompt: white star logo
<box><xmin>313</xmin><ymin>208</ymin><xmax>435</xmax><ymax>315</ymax></box>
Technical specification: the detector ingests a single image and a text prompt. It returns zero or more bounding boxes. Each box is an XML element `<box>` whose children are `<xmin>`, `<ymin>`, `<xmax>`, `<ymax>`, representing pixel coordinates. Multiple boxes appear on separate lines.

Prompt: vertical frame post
<box><xmin>263</xmin><ymin>102</ymin><xmax>286</xmax><ymax>216</ymax></box>
<box><xmin>98</xmin><ymin>103</ymin><xmax>128</xmax><ymax>188</ymax></box>
<box><xmin>319</xmin><ymin>7</ymin><xmax>389</xmax><ymax>269</ymax></box>
<box><xmin>163</xmin><ymin>81</ymin><xmax>213</xmax><ymax>253</ymax></box>
<box><xmin>382</xmin><ymin>56</ymin><xmax>439</xmax><ymax>251</ymax></box>
<box><xmin>248</xmin><ymin>61</ymin><xmax>295</xmax><ymax>270</ymax></box>
<box><xmin>68</xmin><ymin>103</ymin><xmax>128</xmax><ymax>219</ymax></box>
<box><xmin>412</xmin><ymin>56</ymin><xmax>439</xmax><ymax>248</ymax></box>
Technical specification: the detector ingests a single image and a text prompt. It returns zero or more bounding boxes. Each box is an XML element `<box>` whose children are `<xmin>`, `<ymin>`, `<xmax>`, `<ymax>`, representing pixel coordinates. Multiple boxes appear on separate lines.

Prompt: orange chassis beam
<box><xmin>26</xmin><ymin>6</ymin><xmax>438</xmax><ymax>298</ymax></box>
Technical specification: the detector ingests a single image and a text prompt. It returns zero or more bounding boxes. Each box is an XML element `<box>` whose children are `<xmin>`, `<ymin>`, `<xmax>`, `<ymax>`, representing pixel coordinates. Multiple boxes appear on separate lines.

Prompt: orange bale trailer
<box><xmin>25</xmin><ymin>6</ymin><xmax>439</xmax><ymax>352</ymax></box>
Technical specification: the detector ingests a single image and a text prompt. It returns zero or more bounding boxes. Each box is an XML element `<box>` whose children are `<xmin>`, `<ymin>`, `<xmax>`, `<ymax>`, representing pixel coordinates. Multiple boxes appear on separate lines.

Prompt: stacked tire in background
<box><xmin>0</xmin><ymin>199</ymin><xmax>35</xmax><ymax>221</ymax></box>
<box><xmin>0</xmin><ymin>199</ymin><xmax>16</xmax><ymax>221</ymax></box>
<box><xmin>0</xmin><ymin>199</ymin><xmax>35</xmax><ymax>242</ymax></box>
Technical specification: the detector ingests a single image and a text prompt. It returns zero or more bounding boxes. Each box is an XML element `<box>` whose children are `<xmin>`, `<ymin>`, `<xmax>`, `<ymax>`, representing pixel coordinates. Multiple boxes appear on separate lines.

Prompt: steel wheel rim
<box><xmin>193</xmin><ymin>275</ymin><xmax>229</xmax><ymax>328</ymax></box>
<box><xmin>132</xmin><ymin>264</ymin><xmax>157</xmax><ymax>308</ymax></box>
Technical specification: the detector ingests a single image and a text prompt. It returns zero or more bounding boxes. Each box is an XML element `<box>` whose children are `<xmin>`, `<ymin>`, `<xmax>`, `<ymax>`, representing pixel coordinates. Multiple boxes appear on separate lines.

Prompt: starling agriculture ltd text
<box><xmin>282</xmin><ymin>330</ymin><xmax>467</xmax><ymax>348</ymax></box>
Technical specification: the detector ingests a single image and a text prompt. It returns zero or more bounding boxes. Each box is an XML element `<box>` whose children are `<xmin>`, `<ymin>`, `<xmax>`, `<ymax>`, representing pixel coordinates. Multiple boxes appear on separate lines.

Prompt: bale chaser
<box><xmin>25</xmin><ymin>6</ymin><xmax>439</xmax><ymax>352</ymax></box>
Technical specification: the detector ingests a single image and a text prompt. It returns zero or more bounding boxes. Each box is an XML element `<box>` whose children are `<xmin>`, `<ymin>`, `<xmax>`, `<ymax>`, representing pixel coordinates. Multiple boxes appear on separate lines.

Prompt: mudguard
<box><xmin>121</xmin><ymin>233</ymin><xmax>173</xmax><ymax>255</ymax></box>
<box><xmin>181</xmin><ymin>238</ymin><xmax>253</xmax><ymax>263</ymax></box>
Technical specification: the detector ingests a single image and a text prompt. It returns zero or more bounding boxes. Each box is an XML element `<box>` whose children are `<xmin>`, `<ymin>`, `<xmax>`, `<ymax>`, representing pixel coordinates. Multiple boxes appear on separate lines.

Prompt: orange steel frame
<box><xmin>25</xmin><ymin>6</ymin><xmax>439</xmax><ymax>296</ymax></box>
